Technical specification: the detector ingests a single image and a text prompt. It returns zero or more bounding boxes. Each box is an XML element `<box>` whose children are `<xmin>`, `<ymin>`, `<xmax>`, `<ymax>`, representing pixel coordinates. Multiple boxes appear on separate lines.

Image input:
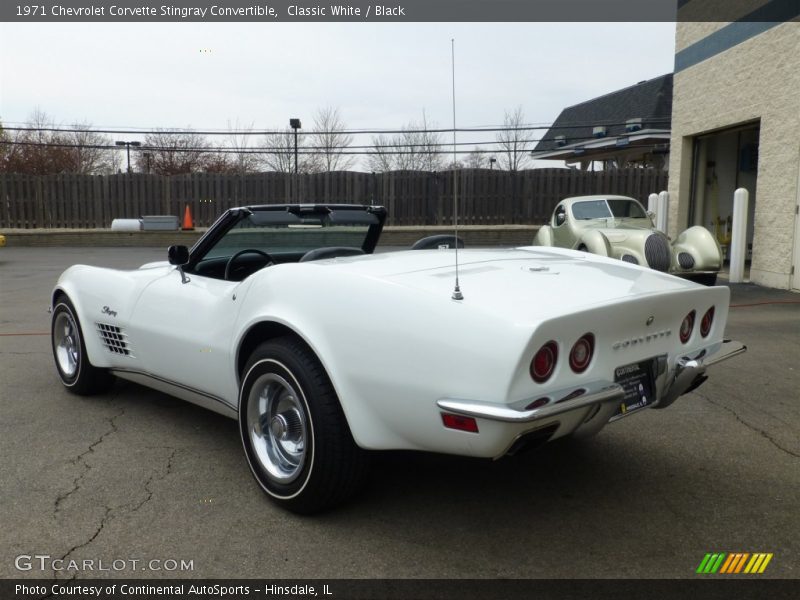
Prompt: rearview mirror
<box><xmin>168</xmin><ymin>245</ymin><xmax>189</xmax><ymax>266</ymax></box>
<box><xmin>646</xmin><ymin>210</ymin><xmax>656</xmax><ymax>221</ymax></box>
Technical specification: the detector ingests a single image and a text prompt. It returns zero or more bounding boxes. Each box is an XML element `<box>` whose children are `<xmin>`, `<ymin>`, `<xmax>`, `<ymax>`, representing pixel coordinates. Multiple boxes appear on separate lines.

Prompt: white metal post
<box><xmin>647</xmin><ymin>193</ymin><xmax>658</xmax><ymax>222</ymax></box>
<box><xmin>729</xmin><ymin>188</ymin><xmax>749</xmax><ymax>283</ymax></box>
<box><xmin>657</xmin><ymin>191</ymin><xmax>669</xmax><ymax>234</ymax></box>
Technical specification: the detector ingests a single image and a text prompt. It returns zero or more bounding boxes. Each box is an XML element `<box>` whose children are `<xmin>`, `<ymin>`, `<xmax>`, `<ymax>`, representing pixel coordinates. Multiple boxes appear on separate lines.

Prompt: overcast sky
<box><xmin>0</xmin><ymin>22</ymin><xmax>676</xmax><ymax>164</ymax></box>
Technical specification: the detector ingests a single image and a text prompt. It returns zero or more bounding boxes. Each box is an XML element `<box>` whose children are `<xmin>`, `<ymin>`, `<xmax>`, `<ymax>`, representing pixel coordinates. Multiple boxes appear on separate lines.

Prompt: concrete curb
<box><xmin>1</xmin><ymin>225</ymin><xmax>540</xmax><ymax>248</ymax></box>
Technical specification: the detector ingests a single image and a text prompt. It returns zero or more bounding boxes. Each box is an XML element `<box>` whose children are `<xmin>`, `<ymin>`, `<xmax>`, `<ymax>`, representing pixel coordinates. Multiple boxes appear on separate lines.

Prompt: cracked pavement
<box><xmin>0</xmin><ymin>247</ymin><xmax>798</xmax><ymax>579</ymax></box>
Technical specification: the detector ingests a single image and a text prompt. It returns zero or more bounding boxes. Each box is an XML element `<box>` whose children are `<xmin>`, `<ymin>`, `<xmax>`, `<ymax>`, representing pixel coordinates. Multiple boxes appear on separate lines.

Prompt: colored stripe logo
<box><xmin>696</xmin><ymin>553</ymin><xmax>773</xmax><ymax>574</ymax></box>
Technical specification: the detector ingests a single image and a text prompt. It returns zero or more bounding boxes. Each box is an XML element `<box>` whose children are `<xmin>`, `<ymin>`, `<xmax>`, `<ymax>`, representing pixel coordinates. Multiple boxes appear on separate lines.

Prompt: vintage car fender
<box><xmin>532</xmin><ymin>224</ymin><xmax>553</xmax><ymax>246</ymax></box>
<box><xmin>52</xmin><ymin>264</ymin><xmax>163</xmax><ymax>370</ymax></box>
<box><xmin>577</xmin><ymin>230</ymin><xmax>612</xmax><ymax>257</ymax></box>
<box><xmin>672</xmin><ymin>226</ymin><xmax>723</xmax><ymax>271</ymax></box>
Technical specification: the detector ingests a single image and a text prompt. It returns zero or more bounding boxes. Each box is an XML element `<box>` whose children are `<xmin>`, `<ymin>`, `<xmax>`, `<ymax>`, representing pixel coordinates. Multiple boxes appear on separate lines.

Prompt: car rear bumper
<box><xmin>437</xmin><ymin>339</ymin><xmax>746</xmax><ymax>456</ymax></box>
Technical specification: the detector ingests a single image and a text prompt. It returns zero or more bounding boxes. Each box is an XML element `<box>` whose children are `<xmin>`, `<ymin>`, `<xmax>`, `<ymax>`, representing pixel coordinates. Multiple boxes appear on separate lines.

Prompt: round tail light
<box><xmin>680</xmin><ymin>311</ymin><xmax>696</xmax><ymax>344</ymax></box>
<box><xmin>569</xmin><ymin>333</ymin><xmax>594</xmax><ymax>373</ymax></box>
<box><xmin>531</xmin><ymin>341</ymin><xmax>558</xmax><ymax>383</ymax></box>
<box><xmin>700</xmin><ymin>306</ymin><xmax>714</xmax><ymax>337</ymax></box>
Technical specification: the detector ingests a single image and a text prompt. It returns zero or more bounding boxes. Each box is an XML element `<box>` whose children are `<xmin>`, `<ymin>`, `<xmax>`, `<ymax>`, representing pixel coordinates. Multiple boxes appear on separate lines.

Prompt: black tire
<box><xmin>51</xmin><ymin>297</ymin><xmax>115</xmax><ymax>395</ymax></box>
<box><xmin>687</xmin><ymin>273</ymin><xmax>718</xmax><ymax>286</ymax></box>
<box><xmin>238</xmin><ymin>337</ymin><xmax>369</xmax><ymax>514</ymax></box>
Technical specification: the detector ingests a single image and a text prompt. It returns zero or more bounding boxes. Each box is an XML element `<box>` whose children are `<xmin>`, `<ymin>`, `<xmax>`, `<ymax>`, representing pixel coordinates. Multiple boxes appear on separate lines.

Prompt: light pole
<box><xmin>289</xmin><ymin>118</ymin><xmax>301</xmax><ymax>174</ymax></box>
<box><xmin>115</xmin><ymin>140</ymin><xmax>141</xmax><ymax>173</ymax></box>
<box><xmin>489</xmin><ymin>156</ymin><xmax>496</xmax><ymax>170</ymax></box>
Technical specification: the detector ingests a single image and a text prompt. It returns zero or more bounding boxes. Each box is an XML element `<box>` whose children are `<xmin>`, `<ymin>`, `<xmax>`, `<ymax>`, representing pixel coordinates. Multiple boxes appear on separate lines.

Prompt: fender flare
<box><xmin>578</xmin><ymin>230</ymin><xmax>612</xmax><ymax>257</ymax></box>
<box><xmin>532</xmin><ymin>225</ymin><xmax>553</xmax><ymax>246</ymax></box>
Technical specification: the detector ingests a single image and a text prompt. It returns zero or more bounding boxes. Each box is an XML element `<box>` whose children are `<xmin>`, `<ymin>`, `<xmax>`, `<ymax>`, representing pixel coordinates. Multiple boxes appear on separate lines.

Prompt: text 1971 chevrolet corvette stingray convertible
<box><xmin>51</xmin><ymin>204</ymin><xmax>745</xmax><ymax>513</ymax></box>
<box><xmin>533</xmin><ymin>195</ymin><xmax>723</xmax><ymax>285</ymax></box>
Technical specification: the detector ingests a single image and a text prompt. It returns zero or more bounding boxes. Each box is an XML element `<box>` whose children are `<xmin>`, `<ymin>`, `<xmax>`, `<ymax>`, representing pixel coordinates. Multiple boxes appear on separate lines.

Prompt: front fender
<box><xmin>532</xmin><ymin>225</ymin><xmax>553</xmax><ymax>246</ymax></box>
<box><xmin>578</xmin><ymin>230</ymin><xmax>612</xmax><ymax>257</ymax></box>
<box><xmin>673</xmin><ymin>226</ymin><xmax>723</xmax><ymax>271</ymax></box>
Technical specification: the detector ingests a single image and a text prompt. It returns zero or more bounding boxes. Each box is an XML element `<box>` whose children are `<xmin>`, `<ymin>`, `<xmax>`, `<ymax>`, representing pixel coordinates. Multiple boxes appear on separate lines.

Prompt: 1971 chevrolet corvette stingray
<box><xmin>51</xmin><ymin>203</ymin><xmax>745</xmax><ymax>513</ymax></box>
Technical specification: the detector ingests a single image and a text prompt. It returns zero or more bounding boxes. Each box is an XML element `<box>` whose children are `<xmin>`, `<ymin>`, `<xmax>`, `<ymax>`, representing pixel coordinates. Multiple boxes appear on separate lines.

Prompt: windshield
<box><xmin>203</xmin><ymin>208</ymin><xmax>379</xmax><ymax>260</ymax></box>
<box><xmin>572</xmin><ymin>199</ymin><xmax>647</xmax><ymax>220</ymax></box>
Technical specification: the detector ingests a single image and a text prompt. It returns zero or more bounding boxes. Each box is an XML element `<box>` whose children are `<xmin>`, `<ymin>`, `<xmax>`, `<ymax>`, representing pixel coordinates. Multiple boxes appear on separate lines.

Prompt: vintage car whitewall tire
<box><xmin>238</xmin><ymin>337</ymin><xmax>369</xmax><ymax>514</ymax></box>
<box><xmin>51</xmin><ymin>297</ymin><xmax>115</xmax><ymax>395</ymax></box>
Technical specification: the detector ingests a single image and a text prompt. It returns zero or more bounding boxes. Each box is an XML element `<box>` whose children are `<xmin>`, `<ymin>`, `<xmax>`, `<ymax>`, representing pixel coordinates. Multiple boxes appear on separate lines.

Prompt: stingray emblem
<box><xmin>101</xmin><ymin>306</ymin><xmax>118</xmax><ymax>318</ymax></box>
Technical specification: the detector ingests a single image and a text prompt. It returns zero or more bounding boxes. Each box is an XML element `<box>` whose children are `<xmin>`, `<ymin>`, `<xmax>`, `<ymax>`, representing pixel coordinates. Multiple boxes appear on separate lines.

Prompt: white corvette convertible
<box><xmin>51</xmin><ymin>204</ymin><xmax>745</xmax><ymax>513</ymax></box>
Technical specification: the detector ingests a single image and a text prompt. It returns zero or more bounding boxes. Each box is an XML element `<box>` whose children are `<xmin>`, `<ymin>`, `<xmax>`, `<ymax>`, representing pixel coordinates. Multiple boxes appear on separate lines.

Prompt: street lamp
<box><xmin>289</xmin><ymin>118</ymin><xmax>301</xmax><ymax>174</ymax></box>
<box><xmin>115</xmin><ymin>140</ymin><xmax>141</xmax><ymax>173</ymax></box>
<box><xmin>489</xmin><ymin>156</ymin><xmax>497</xmax><ymax>170</ymax></box>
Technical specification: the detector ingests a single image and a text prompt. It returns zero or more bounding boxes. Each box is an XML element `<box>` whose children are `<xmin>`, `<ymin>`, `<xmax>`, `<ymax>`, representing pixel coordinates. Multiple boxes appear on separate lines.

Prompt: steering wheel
<box><xmin>224</xmin><ymin>249</ymin><xmax>275</xmax><ymax>281</ymax></box>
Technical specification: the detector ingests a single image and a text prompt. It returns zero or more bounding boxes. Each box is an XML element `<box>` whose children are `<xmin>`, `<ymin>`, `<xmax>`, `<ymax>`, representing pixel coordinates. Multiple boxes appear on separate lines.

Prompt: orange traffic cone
<box><xmin>182</xmin><ymin>204</ymin><xmax>194</xmax><ymax>230</ymax></box>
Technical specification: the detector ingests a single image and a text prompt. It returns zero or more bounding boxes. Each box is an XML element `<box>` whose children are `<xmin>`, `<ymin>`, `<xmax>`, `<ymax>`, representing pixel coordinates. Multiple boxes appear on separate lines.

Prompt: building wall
<box><xmin>669</xmin><ymin>22</ymin><xmax>800</xmax><ymax>289</ymax></box>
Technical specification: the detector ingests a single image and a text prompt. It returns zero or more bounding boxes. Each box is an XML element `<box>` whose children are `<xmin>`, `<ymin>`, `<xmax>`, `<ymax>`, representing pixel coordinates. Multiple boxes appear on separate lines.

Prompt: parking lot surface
<box><xmin>1</xmin><ymin>247</ymin><xmax>798</xmax><ymax>579</ymax></box>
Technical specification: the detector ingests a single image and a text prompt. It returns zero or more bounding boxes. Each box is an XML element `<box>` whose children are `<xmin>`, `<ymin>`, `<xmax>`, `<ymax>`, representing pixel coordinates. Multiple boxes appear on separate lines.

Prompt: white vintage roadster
<box><xmin>533</xmin><ymin>195</ymin><xmax>723</xmax><ymax>285</ymax></box>
<box><xmin>51</xmin><ymin>204</ymin><xmax>745</xmax><ymax>513</ymax></box>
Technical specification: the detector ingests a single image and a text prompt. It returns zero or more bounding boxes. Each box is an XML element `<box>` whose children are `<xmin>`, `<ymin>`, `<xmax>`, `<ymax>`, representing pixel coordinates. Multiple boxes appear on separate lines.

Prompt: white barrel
<box><xmin>729</xmin><ymin>188</ymin><xmax>749</xmax><ymax>283</ymax></box>
<box><xmin>111</xmin><ymin>218</ymin><xmax>142</xmax><ymax>232</ymax></box>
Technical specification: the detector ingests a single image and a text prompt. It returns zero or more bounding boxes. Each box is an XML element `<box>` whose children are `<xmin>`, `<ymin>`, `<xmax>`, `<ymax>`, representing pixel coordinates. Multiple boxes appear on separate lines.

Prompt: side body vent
<box><xmin>96</xmin><ymin>323</ymin><xmax>132</xmax><ymax>356</ymax></box>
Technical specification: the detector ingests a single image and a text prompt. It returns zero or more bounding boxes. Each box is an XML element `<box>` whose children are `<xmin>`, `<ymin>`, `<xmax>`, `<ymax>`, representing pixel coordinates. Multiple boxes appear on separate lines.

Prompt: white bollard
<box><xmin>647</xmin><ymin>193</ymin><xmax>658</xmax><ymax>222</ymax></box>
<box><xmin>729</xmin><ymin>188</ymin><xmax>749</xmax><ymax>283</ymax></box>
<box><xmin>656</xmin><ymin>191</ymin><xmax>669</xmax><ymax>234</ymax></box>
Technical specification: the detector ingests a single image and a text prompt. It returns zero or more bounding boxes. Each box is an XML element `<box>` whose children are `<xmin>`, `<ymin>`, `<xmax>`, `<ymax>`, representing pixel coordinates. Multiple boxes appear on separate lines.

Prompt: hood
<box><xmin>318</xmin><ymin>247</ymin><xmax>695</xmax><ymax>324</ymax></box>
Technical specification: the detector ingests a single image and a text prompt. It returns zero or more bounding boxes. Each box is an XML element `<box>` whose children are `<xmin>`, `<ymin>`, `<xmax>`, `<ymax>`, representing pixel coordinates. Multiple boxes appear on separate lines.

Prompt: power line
<box><xmin>1</xmin><ymin>118</ymin><xmax>670</xmax><ymax>137</ymax></box>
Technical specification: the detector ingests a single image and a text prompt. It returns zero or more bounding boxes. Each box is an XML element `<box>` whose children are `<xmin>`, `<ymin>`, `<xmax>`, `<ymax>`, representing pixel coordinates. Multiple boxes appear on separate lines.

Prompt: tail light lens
<box><xmin>680</xmin><ymin>311</ymin><xmax>696</xmax><ymax>344</ymax></box>
<box><xmin>530</xmin><ymin>341</ymin><xmax>558</xmax><ymax>383</ymax></box>
<box><xmin>569</xmin><ymin>333</ymin><xmax>594</xmax><ymax>373</ymax></box>
<box><xmin>700</xmin><ymin>306</ymin><xmax>714</xmax><ymax>337</ymax></box>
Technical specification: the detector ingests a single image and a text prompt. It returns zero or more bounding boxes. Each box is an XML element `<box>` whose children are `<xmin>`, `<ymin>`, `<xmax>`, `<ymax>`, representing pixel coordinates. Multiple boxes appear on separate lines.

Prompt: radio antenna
<box><xmin>450</xmin><ymin>38</ymin><xmax>463</xmax><ymax>301</ymax></box>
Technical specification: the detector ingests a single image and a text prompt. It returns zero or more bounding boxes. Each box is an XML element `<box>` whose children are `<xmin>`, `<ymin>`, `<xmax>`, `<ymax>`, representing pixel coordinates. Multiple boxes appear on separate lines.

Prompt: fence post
<box><xmin>729</xmin><ymin>188</ymin><xmax>749</xmax><ymax>283</ymax></box>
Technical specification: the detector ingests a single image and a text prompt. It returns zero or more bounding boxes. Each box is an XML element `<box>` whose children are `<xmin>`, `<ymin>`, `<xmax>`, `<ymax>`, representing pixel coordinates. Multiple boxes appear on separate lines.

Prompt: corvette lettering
<box><xmin>612</xmin><ymin>330</ymin><xmax>671</xmax><ymax>350</ymax></box>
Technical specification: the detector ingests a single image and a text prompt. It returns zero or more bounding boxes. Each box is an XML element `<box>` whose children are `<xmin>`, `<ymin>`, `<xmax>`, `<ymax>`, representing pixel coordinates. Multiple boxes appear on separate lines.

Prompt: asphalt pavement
<box><xmin>0</xmin><ymin>247</ymin><xmax>798</xmax><ymax>580</ymax></box>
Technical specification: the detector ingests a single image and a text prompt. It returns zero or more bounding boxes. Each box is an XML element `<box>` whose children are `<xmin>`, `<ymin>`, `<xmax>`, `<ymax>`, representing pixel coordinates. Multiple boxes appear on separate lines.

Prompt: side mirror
<box><xmin>168</xmin><ymin>245</ymin><xmax>189</xmax><ymax>266</ymax></box>
<box><xmin>646</xmin><ymin>210</ymin><xmax>656</xmax><ymax>221</ymax></box>
<box><xmin>556</xmin><ymin>212</ymin><xmax>566</xmax><ymax>226</ymax></box>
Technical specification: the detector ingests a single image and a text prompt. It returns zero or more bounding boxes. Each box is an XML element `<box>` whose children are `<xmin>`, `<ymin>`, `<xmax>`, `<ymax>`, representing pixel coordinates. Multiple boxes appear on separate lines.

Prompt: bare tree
<box><xmin>261</xmin><ymin>127</ymin><xmax>319</xmax><ymax>173</ymax></box>
<box><xmin>226</xmin><ymin>119</ymin><xmax>260</xmax><ymax>174</ymax></box>
<box><xmin>136</xmin><ymin>129</ymin><xmax>211</xmax><ymax>175</ymax></box>
<box><xmin>495</xmin><ymin>106</ymin><xmax>532</xmax><ymax>171</ymax></box>
<box><xmin>366</xmin><ymin>134</ymin><xmax>395</xmax><ymax>172</ymax></box>
<box><xmin>62</xmin><ymin>123</ymin><xmax>116</xmax><ymax>174</ymax></box>
<box><xmin>464</xmin><ymin>147</ymin><xmax>485</xmax><ymax>169</ymax></box>
<box><xmin>310</xmin><ymin>106</ymin><xmax>355</xmax><ymax>172</ymax></box>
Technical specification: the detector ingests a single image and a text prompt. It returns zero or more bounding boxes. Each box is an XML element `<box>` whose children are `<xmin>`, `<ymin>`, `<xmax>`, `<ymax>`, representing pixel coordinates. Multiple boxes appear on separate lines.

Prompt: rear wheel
<box><xmin>51</xmin><ymin>297</ymin><xmax>114</xmax><ymax>395</ymax></box>
<box><xmin>239</xmin><ymin>337</ymin><xmax>369</xmax><ymax>514</ymax></box>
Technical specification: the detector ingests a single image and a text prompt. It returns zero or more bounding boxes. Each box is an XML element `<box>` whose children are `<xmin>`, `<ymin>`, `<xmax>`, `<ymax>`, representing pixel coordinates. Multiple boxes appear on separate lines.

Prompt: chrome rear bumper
<box><xmin>437</xmin><ymin>339</ymin><xmax>746</xmax><ymax>425</ymax></box>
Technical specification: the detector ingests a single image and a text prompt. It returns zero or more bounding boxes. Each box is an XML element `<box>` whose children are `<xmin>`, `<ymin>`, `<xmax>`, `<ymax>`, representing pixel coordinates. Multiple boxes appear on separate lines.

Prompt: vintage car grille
<box><xmin>678</xmin><ymin>252</ymin><xmax>695</xmax><ymax>269</ymax></box>
<box><xmin>644</xmin><ymin>234</ymin><xmax>671</xmax><ymax>272</ymax></box>
<box><xmin>621</xmin><ymin>254</ymin><xmax>639</xmax><ymax>265</ymax></box>
<box><xmin>96</xmin><ymin>323</ymin><xmax>132</xmax><ymax>356</ymax></box>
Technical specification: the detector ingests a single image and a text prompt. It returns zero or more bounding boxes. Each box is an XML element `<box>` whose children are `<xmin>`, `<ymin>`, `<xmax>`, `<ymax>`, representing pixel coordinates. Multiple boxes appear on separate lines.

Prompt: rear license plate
<box><xmin>613</xmin><ymin>358</ymin><xmax>656</xmax><ymax>417</ymax></box>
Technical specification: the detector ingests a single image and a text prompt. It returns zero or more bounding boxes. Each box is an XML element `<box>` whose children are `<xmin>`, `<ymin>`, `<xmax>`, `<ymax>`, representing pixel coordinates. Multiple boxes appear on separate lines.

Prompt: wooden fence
<box><xmin>0</xmin><ymin>168</ymin><xmax>667</xmax><ymax>229</ymax></box>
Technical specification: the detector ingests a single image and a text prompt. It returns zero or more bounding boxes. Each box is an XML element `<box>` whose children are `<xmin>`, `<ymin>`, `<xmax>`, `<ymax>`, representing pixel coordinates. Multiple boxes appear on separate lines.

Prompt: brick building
<box><xmin>669</xmin><ymin>5</ymin><xmax>800</xmax><ymax>290</ymax></box>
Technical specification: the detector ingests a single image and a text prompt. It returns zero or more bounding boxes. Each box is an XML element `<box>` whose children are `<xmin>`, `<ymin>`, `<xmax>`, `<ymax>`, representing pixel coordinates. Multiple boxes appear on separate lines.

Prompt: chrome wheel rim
<box><xmin>53</xmin><ymin>311</ymin><xmax>80</xmax><ymax>378</ymax></box>
<box><xmin>247</xmin><ymin>372</ymin><xmax>307</xmax><ymax>483</ymax></box>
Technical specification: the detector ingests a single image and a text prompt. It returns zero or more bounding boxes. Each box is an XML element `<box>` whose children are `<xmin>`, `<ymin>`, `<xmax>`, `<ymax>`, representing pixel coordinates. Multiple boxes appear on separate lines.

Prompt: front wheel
<box><xmin>238</xmin><ymin>337</ymin><xmax>369</xmax><ymax>514</ymax></box>
<box><xmin>51</xmin><ymin>297</ymin><xmax>114</xmax><ymax>395</ymax></box>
